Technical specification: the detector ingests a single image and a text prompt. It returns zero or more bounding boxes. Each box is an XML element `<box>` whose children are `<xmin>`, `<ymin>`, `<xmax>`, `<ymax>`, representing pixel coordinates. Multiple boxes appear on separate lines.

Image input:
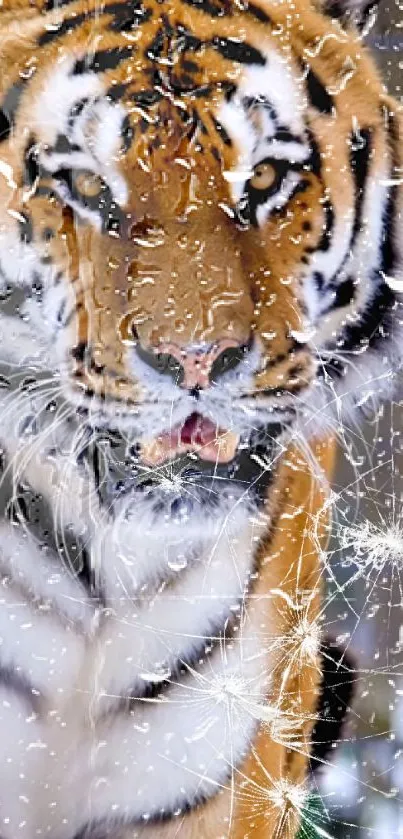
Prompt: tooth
<box><xmin>141</xmin><ymin>428</ymin><xmax>240</xmax><ymax>467</ymax></box>
<box><xmin>141</xmin><ymin>438</ymin><xmax>171</xmax><ymax>466</ymax></box>
<box><xmin>216</xmin><ymin>430</ymin><xmax>239</xmax><ymax>463</ymax></box>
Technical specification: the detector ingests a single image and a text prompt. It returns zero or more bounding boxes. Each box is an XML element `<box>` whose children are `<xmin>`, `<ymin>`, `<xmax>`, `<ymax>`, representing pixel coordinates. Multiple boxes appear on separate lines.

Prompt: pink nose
<box><xmin>137</xmin><ymin>339</ymin><xmax>250</xmax><ymax>389</ymax></box>
<box><xmin>171</xmin><ymin>339</ymin><xmax>247</xmax><ymax>389</ymax></box>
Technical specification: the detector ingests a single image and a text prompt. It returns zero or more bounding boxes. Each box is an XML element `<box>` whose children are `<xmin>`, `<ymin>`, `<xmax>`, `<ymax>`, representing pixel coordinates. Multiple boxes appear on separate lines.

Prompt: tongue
<box><xmin>141</xmin><ymin>412</ymin><xmax>239</xmax><ymax>467</ymax></box>
<box><xmin>179</xmin><ymin>413</ymin><xmax>217</xmax><ymax>446</ymax></box>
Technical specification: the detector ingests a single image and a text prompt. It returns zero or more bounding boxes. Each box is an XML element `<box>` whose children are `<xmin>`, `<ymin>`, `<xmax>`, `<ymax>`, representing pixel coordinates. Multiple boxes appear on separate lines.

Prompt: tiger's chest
<box><xmin>0</xmin><ymin>505</ymin><xmax>273</xmax><ymax>839</ymax></box>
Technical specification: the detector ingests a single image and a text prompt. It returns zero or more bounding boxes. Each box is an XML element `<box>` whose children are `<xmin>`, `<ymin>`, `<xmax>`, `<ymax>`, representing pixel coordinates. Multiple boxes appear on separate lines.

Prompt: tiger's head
<box><xmin>0</xmin><ymin>0</ymin><xmax>402</xmax><ymax>519</ymax></box>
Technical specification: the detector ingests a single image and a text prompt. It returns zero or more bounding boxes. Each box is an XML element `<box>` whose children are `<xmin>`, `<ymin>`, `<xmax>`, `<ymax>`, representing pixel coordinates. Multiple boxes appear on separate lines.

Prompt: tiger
<box><xmin>0</xmin><ymin>0</ymin><xmax>401</xmax><ymax>836</ymax></box>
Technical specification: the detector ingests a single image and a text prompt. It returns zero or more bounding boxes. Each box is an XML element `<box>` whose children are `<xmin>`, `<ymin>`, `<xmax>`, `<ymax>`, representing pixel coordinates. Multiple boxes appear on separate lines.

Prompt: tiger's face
<box><xmin>1</xmin><ymin>0</ymin><xmax>398</xmax><ymax>517</ymax></box>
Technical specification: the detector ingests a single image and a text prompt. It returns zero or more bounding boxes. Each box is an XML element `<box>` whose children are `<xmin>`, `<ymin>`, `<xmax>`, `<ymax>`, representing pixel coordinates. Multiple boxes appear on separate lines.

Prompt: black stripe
<box><xmin>130</xmin><ymin>88</ymin><xmax>162</xmax><ymax>107</ymax></box>
<box><xmin>330</xmin><ymin>275</ymin><xmax>356</xmax><ymax>309</ymax></box>
<box><xmin>313</xmin><ymin>271</ymin><xmax>324</xmax><ymax>291</ymax></box>
<box><xmin>246</xmin><ymin>2</ymin><xmax>272</xmax><ymax>23</ymax></box>
<box><xmin>320</xmin><ymin>125</ymin><xmax>372</xmax><ymax>296</ymax></box>
<box><xmin>53</xmin><ymin>166</ymin><xmax>73</xmax><ymax>192</ymax></box>
<box><xmin>251</xmin><ymin>384</ymin><xmax>305</xmax><ymax>397</ymax></box>
<box><xmin>72</xmin><ymin>46</ymin><xmax>134</xmax><ymax>75</ymax></box>
<box><xmin>71</xmin><ymin>341</ymin><xmax>88</xmax><ymax>363</ymax></box>
<box><xmin>243</xmin><ymin>95</ymin><xmax>278</xmax><ymax>123</ymax></box>
<box><xmin>34</xmin><ymin>184</ymin><xmax>61</xmax><ymax>202</ymax></box>
<box><xmin>23</xmin><ymin>136</ymin><xmax>40</xmax><ymax>186</ymax></box>
<box><xmin>322</xmin><ymin>277</ymin><xmax>394</xmax><ymax>369</ymax></box>
<box><xmin>0</xmin><ymin>452</ymin><xmax>98</xmax><ymax>598</ymax></box>
<box><xmin>45</xmin><ymin>0</ymin><xmax>78</xmax><ymax>9</ymax></box>
<box><xmin>310</xmin><ymin>640</ymin><xmax>354</xmax><ymax>772</ymax></box>
<box><xmin>0</xmin><ymin>663</ymin><xmax>41</xmax><ymax>710</ymax></box>
<box><xmin>53</xmin><ymin>133</ymin><xmax>81</xmax><ymax>154</ymax></box>
<box><xmin>275</xmin><ymin>127</ymin><xmax>302</xmax><ymax>144</ymax></box>
<box><xmin>125</xmin><ymin>615</ymin><xmax>240</xmax><ymax>704</ymax></box>
<box><xmin>18</xmin><ymin>212</ymin><xmax>33</xmax><ymax>245</ymax></box>
<box><xmin>145</xmin><ymin>28</ymin><xmax>167</xmax><ymax>61</ymax></box>
<box><xmin>182</xmin><ymin>0</ymin><xmax>232</xmax><ymax>16</ymax></box>
<box><xmin>188</xmin><ymin>109</ymin><xmax>207</xmax><ymax>141</ymax></box>
<box><xmin>71</xmin><ymin>789</ymin><xmax>212</xmax><ymax>837</ymax></box>
<box><xmin>0</xmin><ymin>81</ymin><xmax>28</xmax><ymax>144</ymax></box>
<box><xmin>210</xmin><ymin>114</ymin><xmax>232</xmax><ymax>146</ymax></box>
<box><xmin>317</xmin><ymin>197</ymin><xmax>335</xmax><ymax>251</ymax></box>
<box><xmin>212</xmin><ymin>35</ymin><xmax>266</xmax><ymax>66</ymax></box>
<box><xmin>190</xmin><ymin>80</ymin><xmax>234</xmax><ymax>99</ymax></box>
<box><xmin>38</xmin><ymin>10</ymin><xmax>87</xmax><ymax>46</ymax></box>
<box><xmin>334</xmin><ymin>114</ymin><xmax>399</xmax><ymax>357</ymax></box>
<box><xmin>303</xmin><ymin>64</ymin><xmax>334</xmax><ymax>114</ymax></box>
<box><xmin>306</xmin><ymin>128</ymin><xmax>322</xmax><ymax>176</ymax></box>
<box><xmin>0</xmin><ymin>109</ymin><xmax>11</xmax><ymax>143</ymax></box>
<box><xmin>106</xmin><ymin>82</ymin><xmax>129</xmax><ymax>102</ymax></box>
<box><xmin>379</xmin><ymin>111</ymin><xmax>400</xmax><ymax>276</ymax></box>
<box><xmin>107</xmin><ymin>1</ymin><xmax>152</xmax><ymax>32</ymax></box>
<box><xmin>41</xmin><ymin>1</ymin><xmax>150</xmax><ymax>46</ymax></box>
<box><xmin>67</xmin><ymin>97</ymin><xmax>90</xmax><ymax>130</ymax></box>
<box><xmin>121</xmin><ymin>114</ymin><xmax>134</xmax><ymax>152</ymax></box>
<box><xmin>317</xmin><ymin>355</ymin><xmax>345</xmax><ymax>379</ymax></box>
<box><xmin>259</xmin><ymin>348</ymin><xmax>294</xmax><ymax>368</ymax></box>
<box><xmin>349</xmin><ymin>127</ymin><xmax>372</xmax><ymax>250</ymax></box>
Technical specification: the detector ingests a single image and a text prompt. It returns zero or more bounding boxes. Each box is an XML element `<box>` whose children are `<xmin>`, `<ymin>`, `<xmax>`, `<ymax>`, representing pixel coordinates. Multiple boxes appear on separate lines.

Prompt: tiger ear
<box><xmin>321</xmin><ymin>0</ymin><xmax>380</xmax><ymax>32</ymax></box>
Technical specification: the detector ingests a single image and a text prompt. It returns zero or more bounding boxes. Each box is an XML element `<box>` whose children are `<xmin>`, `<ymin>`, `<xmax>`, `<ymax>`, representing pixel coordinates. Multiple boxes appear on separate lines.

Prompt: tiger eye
<box><xmin>250</xmin><ymin>162</ymin><xmax>276</xmax><ymax>191</ymax></box>
<box><xmin>74</xmin><ymin>172</ymin><xmax>104</xmax><ymax>198</ymax></box>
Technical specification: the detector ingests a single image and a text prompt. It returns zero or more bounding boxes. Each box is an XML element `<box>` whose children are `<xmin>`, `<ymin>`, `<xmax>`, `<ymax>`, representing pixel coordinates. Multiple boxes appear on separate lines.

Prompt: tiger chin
<box><xmin>0</xmin><ymin>0</ymin><xmax>401</xmax><ymax>836</ymax></box>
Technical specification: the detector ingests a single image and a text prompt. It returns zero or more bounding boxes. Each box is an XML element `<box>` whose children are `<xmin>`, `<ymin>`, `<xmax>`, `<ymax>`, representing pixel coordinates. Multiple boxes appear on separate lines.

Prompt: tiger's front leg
<box><xmin>229</xmin><ymin>439</ymin><xmax>335</xmax><ymax>839</ymax></box>
<box><xmin>124</xmin><ymin>437</ymin><xmax>335</xmax><ymax>839</ymax></box>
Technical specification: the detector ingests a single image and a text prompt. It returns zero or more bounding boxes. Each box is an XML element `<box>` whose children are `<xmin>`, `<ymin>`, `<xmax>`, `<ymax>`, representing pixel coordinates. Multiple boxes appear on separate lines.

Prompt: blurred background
<box><xmin>313</xmin><ymin>11</ymin><xmax>403</xmax><ymax>829</ymax></box>
<box><xmin>315</xmin><ymin>403</ymin><xmax>403</xmax><ymax>838</ymax></box>
<box><xmin>312</xmin><ymin>6</ymin><xmax>403</xmax><ymax>835</ymax></box>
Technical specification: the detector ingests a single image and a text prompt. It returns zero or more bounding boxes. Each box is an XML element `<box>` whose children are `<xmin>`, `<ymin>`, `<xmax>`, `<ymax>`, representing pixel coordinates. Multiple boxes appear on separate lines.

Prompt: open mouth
<box><xmin>82</xmin><ymin>413</ymin><xmax>283</xmax><ymax>511</ymax></box>
<box><xmin>141</xmin><ymin>412</ymin><xmax>240</xmax><ymax>467</ymax></box>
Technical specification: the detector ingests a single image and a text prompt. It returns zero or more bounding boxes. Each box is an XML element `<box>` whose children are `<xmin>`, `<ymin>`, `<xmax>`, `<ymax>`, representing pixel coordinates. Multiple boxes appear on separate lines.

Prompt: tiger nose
<box><xmin>136</xmin><ymin>339</ymin><xmax>250</xmax><ymax>389</ymax></box>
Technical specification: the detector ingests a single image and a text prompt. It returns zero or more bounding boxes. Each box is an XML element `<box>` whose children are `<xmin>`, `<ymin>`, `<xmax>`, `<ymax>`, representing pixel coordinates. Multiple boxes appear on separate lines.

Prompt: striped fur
<box><xmin>0</xmin><ymin>0</ymin><xmax>401</xmax><ymax>837</ymax></box>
